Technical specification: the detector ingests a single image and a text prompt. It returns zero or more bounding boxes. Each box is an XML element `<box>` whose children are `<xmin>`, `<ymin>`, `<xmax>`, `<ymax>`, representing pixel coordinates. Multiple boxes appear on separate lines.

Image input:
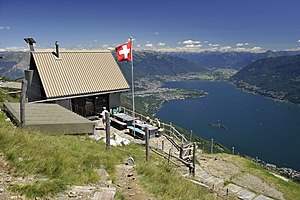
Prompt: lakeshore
<box><xmin>156</xmin><ymin>80</ymin><xmax>300</xmax><ymax>171</ymax></box>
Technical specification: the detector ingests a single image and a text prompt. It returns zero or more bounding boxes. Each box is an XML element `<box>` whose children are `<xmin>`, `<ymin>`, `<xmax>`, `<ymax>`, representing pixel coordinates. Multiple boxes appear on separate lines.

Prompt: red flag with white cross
<box><xmin>115</xmin><ymin>41</ymin><xmax>132</xmax><ymax>62</ymax></box>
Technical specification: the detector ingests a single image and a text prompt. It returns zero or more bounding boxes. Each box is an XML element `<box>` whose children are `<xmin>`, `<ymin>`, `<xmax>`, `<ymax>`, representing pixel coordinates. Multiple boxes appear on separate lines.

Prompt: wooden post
<box><xmin>20</xmin><ymin>79</ymin><xmax>27</xmax><ymax>127</ymax></box>
<box><xmin>190</xmin><ymin>130</ymin><xmax>193</xmax><ymax>142</ymax></box>
<box><xmin>162</xmin><ymin>140</ymin><xmax>164</xmax><ymax>152</ymax></box>
<box><xmin>168</xmin><ymin>147</ymin><xmax>172</xmax><ymax>165</ymax></box>
<box><xmin>105</xmin><ymin>112</ymin><xmax>110</xmax><ymax>151</ymax></box>
<box><xmin>232</xmin><ymin>146</ymin><xmax>235</xmax><ymax>155</ymax></box>
<box><xmin>145</xmin><ymin>127</ymin><xmax>150</xmax><ymax>161</ymax></box>
<box><xmin>179</xmin><ymin>143</ymin><xmax>183</xmax><ymax>159</ymax></box>
<box><xmin>192</xmin><ymin>142</ymin><xmax>197</xmax><ymax>177</ymax></box>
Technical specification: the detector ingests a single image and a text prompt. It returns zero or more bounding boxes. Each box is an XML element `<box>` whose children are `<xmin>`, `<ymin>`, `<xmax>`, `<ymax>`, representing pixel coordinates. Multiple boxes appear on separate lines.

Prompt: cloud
<box><xmin>298</xmin><ymin>39</ymin><xmax>300</xmax><ymax>43</ymax></box>
<box><xmin>154</xmin><ymin>32</ymin><xmax>159</xmax><ymax>35</ymax></box>
<box><xmin>285</xmin><ymin>47</ymin><xmax>300</xmax><ymax>51</ymax></box>
<box><xmin>209</xmin><ymin>43</ymin><xmax>220</xmax><ymax>47</ymax></box>
<box><xmin>234</xmin><ymin>46</ymin><xmax>262</xmax><ymax>52</ymax></box>
<box><xmin>1</xmin><ymin>46</ymin><xmax>28</xmax><ymax>51</ymax></box>
<box><xmin>127</xmin><ymin>38</ymin><xmax>135</xmax><ymax>42</ymax></box>
<box><xmin>157</xmin><ymin>42</ymin><xmax>165</xmax><ymax>46</ymax></box>
<box><xmin>219</xmin><ymin>46</ymin><xmax>232</xmax><ymax>51</ymax></box>
<box><xmin>185</xmin><ymin>44</ymin><xmax>202</xmax><ymax>48</ymax></box>
<box><xmin>0</xmin><ymin>26</ymin><xmax>10</xmax><ymax>30</ymax></box>
<box><xmin>236</xmin><ymin>42</ymin><xmax>250</xmax><ymax>47</ymax></box>
<box><xmin>145</xmin><ymin>43</ymin><xmax>153</xmax><ymax>48</ymax></box>
<box><xmin>183</xmin><ymin>40</ymin><xmax>200</xmax><ymax>45</ymax></box>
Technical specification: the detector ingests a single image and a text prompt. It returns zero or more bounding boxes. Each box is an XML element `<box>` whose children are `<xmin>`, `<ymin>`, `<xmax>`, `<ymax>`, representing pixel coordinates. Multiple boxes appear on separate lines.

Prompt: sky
<box><xmin>0</xmin><ymin>0</ymin><xmax>300</xmax><ymax>52</ymax></box>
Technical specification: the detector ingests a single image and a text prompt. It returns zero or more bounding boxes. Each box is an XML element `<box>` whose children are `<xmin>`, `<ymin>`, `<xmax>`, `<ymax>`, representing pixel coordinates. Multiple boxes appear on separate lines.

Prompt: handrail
<box><xmin>119</xmin><ymin>106</ymin><xmax>189</xmax><ymax>143</ymax></box>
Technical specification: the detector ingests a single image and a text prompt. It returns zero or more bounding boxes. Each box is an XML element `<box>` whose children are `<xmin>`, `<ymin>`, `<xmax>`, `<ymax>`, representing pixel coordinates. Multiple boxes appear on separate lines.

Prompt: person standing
<box><xmin>101</xmin><ymin>107</ymin><xmax>109</xmax><ymax>127</ymax></box>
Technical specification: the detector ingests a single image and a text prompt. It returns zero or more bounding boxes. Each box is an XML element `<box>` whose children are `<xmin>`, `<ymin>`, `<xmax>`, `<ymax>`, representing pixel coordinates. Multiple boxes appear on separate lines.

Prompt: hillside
<box><xmin>170</xmin><ymin>50</ymin><xmax>300</xmax><ymax>69</ymax></box>
<box><xmin>115</xmin><ymin>50</ymin><xmax>208</xmax><ymax>80</ymax></box>
<box><xmin>231</xmin><ymin>55</ymin><xmax>300</xmax><ymax>104</ymax></box>
<box><xmin>2</xmin><ymin>50</ymin><xmax>300</xmax><ymax>81</ymax></box>
<box><xmin>0</xmin><ymin>50</ymin><xmax>207</xmax><ymax>81</ymax></box>
<box><xmin>0</xmin><ymin>51</ymin><xmax>29</xmax><ymax>79</ymax></box>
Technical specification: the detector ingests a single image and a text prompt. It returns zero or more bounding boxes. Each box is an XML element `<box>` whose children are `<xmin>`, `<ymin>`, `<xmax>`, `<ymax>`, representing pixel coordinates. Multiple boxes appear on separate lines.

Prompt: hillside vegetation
<box><xmin>231</xmin><ymin>55</ymin><xmax>300</xmax><ymax>104</ymax></box>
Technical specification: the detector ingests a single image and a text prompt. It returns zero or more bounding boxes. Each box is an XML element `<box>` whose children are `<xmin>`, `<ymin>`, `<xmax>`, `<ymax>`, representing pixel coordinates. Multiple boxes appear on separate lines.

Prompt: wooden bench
<box><xmin>127</xmin><ymin>126</ymin><xmax>145</xmax><ymax>139</ymax></box>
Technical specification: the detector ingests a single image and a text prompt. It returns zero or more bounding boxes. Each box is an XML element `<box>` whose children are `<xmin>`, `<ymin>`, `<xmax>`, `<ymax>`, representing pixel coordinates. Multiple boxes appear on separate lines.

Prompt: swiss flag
<box><xmin>115</xmin><ymin>41</ymin><xmax>132</xmax><ymax>62</ymax></box>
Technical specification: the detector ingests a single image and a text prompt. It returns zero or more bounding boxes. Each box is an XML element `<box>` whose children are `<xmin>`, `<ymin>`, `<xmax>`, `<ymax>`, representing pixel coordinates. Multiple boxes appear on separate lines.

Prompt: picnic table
<box><xmin>111</xmin><ymin>113</ymin><xmax>134</xmax><ymax>130</ymax></box>
<box><xmin>128</xmin><ymin>122</ymin><xmax>158</xmax><ymax>139</ymax></box>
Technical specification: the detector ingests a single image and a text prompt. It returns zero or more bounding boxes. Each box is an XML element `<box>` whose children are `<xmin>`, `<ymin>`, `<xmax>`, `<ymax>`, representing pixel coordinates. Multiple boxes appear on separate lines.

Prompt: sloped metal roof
<box><xmin>32</xmin><ymin>51</ymin><xmax>129</xmax><ymax>99</ymax></box>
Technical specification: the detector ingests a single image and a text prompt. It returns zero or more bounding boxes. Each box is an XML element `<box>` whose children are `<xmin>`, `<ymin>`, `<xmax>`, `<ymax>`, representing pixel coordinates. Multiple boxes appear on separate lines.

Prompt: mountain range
<box><xmin>231</xmin><ymin>55</ymin><xmax>300</xmax><ymax>104</ymax></box>
<box><xmin>1</xmin><ymin>50</ymin><xmax>300</xmax><ymax>105</ymax></box>
<box><xmin>2</xmin><ymin>50</ymin><xmax>300</xmax><ymax>81</ymax></box>
<box><xmin>169</xmin><ymin>50</ymin><xmax>300</xmax><ymax>69</ymax></box>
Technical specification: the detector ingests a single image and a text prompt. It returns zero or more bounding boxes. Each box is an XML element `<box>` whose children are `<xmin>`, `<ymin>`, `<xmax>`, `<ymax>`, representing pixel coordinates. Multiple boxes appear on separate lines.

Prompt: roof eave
<box><xmin>29</xmin><ymin>88</ymin><xmax>130</xmax><ymax>103</ymax></box>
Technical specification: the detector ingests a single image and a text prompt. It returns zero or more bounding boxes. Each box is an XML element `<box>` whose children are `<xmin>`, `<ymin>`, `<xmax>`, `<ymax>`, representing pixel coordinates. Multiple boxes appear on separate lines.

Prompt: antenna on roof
<box><xmin>24</xmin><ymin>38</ymin><xmax>36</xmax><ymax>51</ymax></box>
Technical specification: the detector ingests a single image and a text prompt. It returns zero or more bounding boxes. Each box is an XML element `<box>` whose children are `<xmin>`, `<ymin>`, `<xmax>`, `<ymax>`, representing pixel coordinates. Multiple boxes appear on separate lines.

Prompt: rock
<box><xmin>127</xmin><ymin>173</ymin><xmax>134</xmax><ymax>177</ymax></box>
<box><xmin>125</xmin><ymin>157</ymin><xmax>135</xmax><ymax>166</ymax></box>
<box><xmin>0</xmin><ymin>188</ymin><xmax>4</xmax><ymax>193</ymax></box>
<box><xmin>68</xmin><ymin>191</ymin><xmax>77</xmax><ymax>198</ymax></box>
<box><xmin>93</xmin><ymin>188</ymin><xmax>116</xmax><ymax>200</ymax></box>
<box><xmin>128</xmin><ymin>186</ymin><xmax>132</xmax><ymax>189</ymax></box>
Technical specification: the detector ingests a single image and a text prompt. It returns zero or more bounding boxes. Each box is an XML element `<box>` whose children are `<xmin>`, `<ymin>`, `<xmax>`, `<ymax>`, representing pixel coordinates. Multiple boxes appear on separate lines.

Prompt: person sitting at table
<box><xmin>153</xmin><ymin>118</ymin><xmax>161</xmax><ymax>128</ymax></box>
<box><xmin>146</xmin><ymin>116</ymin><xmax>152</xmax><ymax>124</ymax></box>
<box><xmin>135</xmin><ymin>116</ymin><xmax>143</xmax><ymax>124</ymax></box>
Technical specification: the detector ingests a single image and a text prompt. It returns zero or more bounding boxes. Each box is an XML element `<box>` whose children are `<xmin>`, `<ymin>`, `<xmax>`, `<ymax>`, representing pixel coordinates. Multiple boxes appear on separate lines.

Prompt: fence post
<box><xmin>192</xmin><ymin>142</ymin><xmax>196</xmax><ymax>177</ymax></box>
<box><xmin>180</xmin><ymin>142</ymin><xmax>183</xmax><ymax>159</ymax></box>
<box><xmin>232</xmin><ymin>146</ymin><xmax>235</xmax><ymax>155</ymax></box>
<box><xmin>105</xmin><ymin>112</ymin><xmax>110</xmax><ymax>151</ymax></box>
<box><xmin>20</xmin><ymin>79</ymin><xmax>27</xmax><ymax>128</ymax></box>
<box><xmin>145</xmin><ymin>127</ymin><xmax>150</xmax><ymax>161</ymax></box>
<box><xmin>162</xmin><ymin>140</ymin><xmax>164</xmax><ymax>152</ymax></box>
<box><xmin>190</xmin><ymin>130</ymin><xmax>193</xmax><ymax>142</ymax></box>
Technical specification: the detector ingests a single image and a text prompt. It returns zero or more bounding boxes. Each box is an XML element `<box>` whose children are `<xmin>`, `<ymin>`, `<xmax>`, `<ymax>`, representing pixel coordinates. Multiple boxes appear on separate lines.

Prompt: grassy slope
<box><xmin>1</xmin><ymin>92</ymin><xmax>298</xmax><ymax>199</ymax></box>
<box><xmin>0</xmin><ymin>111</ymin><xmax>214</xmax><ymax>199</ymax></box>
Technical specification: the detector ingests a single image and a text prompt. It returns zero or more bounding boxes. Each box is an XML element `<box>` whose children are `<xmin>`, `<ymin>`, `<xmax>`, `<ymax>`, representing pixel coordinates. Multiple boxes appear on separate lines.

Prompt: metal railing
<box><xmin>119</xmin><ymin>106</ymin><xmax>188</xmax><ymax>143</ymax></box>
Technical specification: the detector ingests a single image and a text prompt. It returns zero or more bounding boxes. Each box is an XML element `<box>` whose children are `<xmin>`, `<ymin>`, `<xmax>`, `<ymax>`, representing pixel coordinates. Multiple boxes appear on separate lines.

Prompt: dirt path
<box><xmin>114</xmin><ymin>164</ymin><xmax>157</xmax><ymax>200</ymax></box>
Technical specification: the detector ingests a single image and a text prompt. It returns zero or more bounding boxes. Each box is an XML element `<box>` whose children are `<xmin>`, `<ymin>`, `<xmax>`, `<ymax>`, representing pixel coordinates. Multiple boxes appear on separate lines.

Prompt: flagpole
<box><xmin>130</xmin><ymin>36</ymin><xmax>135</xmax><ymax>136</ymax></box>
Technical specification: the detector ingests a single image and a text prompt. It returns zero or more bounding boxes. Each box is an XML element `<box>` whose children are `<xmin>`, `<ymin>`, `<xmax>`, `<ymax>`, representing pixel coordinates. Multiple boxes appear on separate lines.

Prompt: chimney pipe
<box><xmin>24</xmin><ymin>38</ymin><xmax>36</xmax><ymax>51</ymax></box>
<box><xmin>55</xmin><ymin>41</ymin><xmax>60</xmax><ymax>58</ymax></box>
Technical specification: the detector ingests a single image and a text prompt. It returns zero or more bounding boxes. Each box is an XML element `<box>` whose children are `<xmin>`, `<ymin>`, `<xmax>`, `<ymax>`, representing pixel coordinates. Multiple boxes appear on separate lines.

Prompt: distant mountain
<box><xmin>0</xmin><ymin>51</ymin><xmax>29</xmax><ymax>80</ymax></box>
<box><xmin>169</xmin><ymin>50</ymin><xmax>300</xmax><ymax>69</ymax></box>
<box><xmin>231</xmin><ymin>55</ymin><xmax>300</xmax><ymax>104</ymax></box>
<box><xmin>2</xmin><ymin>50</ymin><xmax>300</xmax><ymax>82</ymax></box>
<box><xmin>0</xmin><ymin>50</ymin><xmax>207</xmax><ymax>81</ymax></box>
<box><xmin>115</xmin><ymin>50</ymin><xmax>208</xmax><ymax>80</ymax></box>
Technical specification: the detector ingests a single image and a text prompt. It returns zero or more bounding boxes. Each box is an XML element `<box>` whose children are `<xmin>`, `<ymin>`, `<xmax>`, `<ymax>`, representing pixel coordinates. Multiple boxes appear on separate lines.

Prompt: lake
<box><xmin>156</xmin><ymin>80</ymin><xmax>300</xmax><ymax>171</ymax></box>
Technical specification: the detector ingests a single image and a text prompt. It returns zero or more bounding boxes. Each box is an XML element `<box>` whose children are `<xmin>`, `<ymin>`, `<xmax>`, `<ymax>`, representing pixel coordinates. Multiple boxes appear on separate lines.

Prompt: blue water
<box><xmin>156</xmin><ymin>80</ymin><xmax>300</xmax><ymax>170</ymax></box>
